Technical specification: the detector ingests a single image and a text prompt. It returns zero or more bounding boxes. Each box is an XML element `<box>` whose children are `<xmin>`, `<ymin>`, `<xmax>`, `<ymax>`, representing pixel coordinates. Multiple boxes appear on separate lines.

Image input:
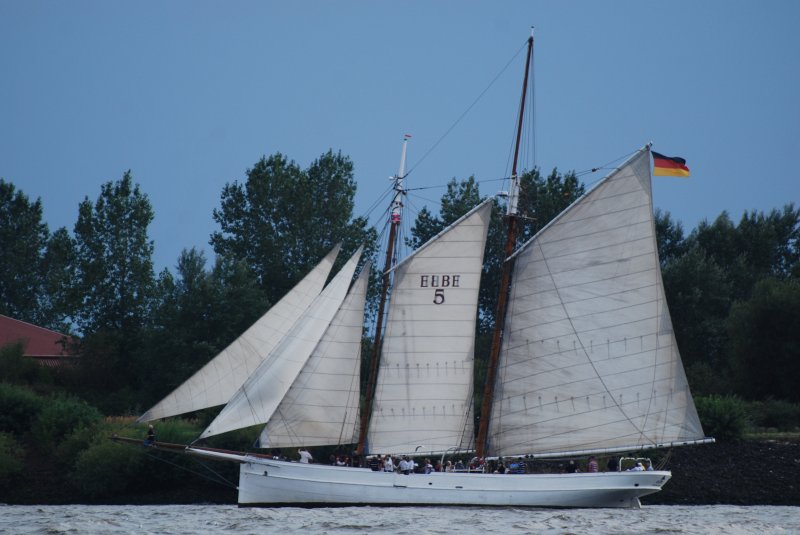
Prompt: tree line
<box><xmin>1</xmin><ymin>149</ymin><xmax>798</xmax><ymax>415</ymax></box>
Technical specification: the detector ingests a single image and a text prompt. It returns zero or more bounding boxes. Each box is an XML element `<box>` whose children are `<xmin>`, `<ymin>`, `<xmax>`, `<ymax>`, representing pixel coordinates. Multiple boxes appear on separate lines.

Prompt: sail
<box><xmin>138</xmin><ymin>245</ymin><xmax>341</xmax><ymax>422</ymax></box>
<box><xmin>488</xmin><ymin>147</ymin><xmax>705</xmax><ymax>457</ymax></box>
<box><xmin>199</xmin><ymin>247</ymin><xmax>363</xmax><ymax>439</ymax></box>
<box><xmin>367</xmin><ymin>200</ymin><xmax>493</xmax><ymax>455</ymax></box>
<box><xmin>259</xmin><ymin>262</ymin><xmax>370</xmax><ymax>448</ymax></box>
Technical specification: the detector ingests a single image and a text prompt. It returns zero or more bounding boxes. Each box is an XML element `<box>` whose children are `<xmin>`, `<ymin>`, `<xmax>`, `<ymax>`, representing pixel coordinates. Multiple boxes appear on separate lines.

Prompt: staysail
<box><xmin>199</xmin><ymin>247</ymin><xmax>363</xmax><ymax>439</ymax></box>
<box><xmin>488</xmin><ymin>147</ymin><xmax>705</xmax><ymax>457</ymax></box>
<box><xmin>138</xmin><ymin>245</ymin><xmax>341</xmax><ymax>422</ymax></box>
<box><xmin>367</xmin><ymin>199</ymin><xmax>493</xmax><ymax>455</ymax></box>
<box><xmin>259</xmin><ymin>262</ymin><xmax>370</xmax><ymax>448</ymax></box>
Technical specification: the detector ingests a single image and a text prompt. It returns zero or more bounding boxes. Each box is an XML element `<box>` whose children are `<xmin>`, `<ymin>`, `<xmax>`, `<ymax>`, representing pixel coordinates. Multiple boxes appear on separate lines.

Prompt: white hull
<box><xmin>189</xmin><ymin>451</ymin><xmax>670</xmax><ymax>508</ymax></box>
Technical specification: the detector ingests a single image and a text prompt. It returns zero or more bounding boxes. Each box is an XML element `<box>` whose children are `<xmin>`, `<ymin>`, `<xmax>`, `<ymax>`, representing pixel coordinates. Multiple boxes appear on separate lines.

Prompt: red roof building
<box><xmin>0</xmin><ymin>314</ymin><xmax>78</xmax><ymax>367</ymax></box>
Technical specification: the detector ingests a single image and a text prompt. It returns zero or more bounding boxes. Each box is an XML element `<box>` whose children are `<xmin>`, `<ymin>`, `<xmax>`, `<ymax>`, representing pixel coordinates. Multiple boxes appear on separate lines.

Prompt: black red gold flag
<box><xmin>652</xmin><ymin>151</ymin><xmax>690</xmax><ymax>177</ymax></box>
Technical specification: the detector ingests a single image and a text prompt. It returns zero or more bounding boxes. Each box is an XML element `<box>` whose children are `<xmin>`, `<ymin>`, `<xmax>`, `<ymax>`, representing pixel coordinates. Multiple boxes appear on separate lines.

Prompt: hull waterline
<box><xmin>227</xmin><ymin>455</ymin><xmax>669</xmax><ymax>508</ymax></box>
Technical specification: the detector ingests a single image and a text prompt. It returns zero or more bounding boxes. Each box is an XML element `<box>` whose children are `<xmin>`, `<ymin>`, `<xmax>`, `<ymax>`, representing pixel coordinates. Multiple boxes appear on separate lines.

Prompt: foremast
<box><xmin>475</xmin><ymin>32</ymin><xmax>534</xmax><ymax>458</ymax></box>
<box><xmin>356</xmin><ymin>134</ymin><xmax>410</xmax><ymax>456</ymax></box>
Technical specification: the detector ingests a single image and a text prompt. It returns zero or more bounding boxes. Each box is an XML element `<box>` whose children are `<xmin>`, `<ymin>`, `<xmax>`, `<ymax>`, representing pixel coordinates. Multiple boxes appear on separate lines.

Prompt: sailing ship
<box><xmin>134</xmin><ymin>34</ymin><xmax>712</xmax><ymax>508</ymax></box>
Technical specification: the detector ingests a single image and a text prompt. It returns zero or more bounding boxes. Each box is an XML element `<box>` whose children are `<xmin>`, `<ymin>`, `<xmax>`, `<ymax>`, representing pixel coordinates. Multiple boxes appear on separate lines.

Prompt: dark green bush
<box><xmin>72</xmin><ymin>438</ymin><xmax>146</xmax><ymax>498</ymax></box>
<box><xmin>695</xmin><ymin>395</ymin><xmax>749</xmax><ymax>441</ymax></box>
<box><xmin>748</xmin><ymin>399</ymin><xmax>800</xmax><ymax>431</ymax></box>
<box><xmin>0</xmin><ymin>382</ymin><xmax>45</xmax><ymax>435</ymax></box>
<box><xmin>0</xmin><ymin>343</ymin><xmax>48</xmax><ymax>386</ymax></box>
<box><xmin>0</xmin><ymin>431</ymin><xmax>25</xmax><ymax>481</ymax></box>
<box><xmin>30</xmin><ymin>395</ymin><xmax>102</xmax><ymax>449</ymax></box>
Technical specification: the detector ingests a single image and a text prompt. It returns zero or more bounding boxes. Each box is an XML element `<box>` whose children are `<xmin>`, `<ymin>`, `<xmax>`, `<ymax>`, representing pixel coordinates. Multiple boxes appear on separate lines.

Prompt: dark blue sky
<box><xmin>2</xmin><ymin>1</ymin><xmax>798</xmax><ymax>272</ymax></box>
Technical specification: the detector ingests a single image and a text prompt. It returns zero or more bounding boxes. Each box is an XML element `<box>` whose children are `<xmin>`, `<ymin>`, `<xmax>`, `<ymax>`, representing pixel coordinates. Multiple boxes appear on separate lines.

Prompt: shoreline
<box><xmin>5</xmin><ymin>438</ymin><xmax>798</xmax><ymax>506</ymax></box>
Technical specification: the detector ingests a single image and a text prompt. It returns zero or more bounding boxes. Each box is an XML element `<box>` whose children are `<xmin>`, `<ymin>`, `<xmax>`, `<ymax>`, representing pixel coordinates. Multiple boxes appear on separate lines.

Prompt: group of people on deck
<box><xmin>366</xmin><ymin>455</ymin><xmax>432</xmax><ymax>474</ymax></box>
<box><xmin>276</xmin><ymin>446</ymin><xmax>656</xmax><ymax>475</ymax></box>
<box><xmin>564</xmin><ymin>456</ymin><xmax>655</xmax><ymax>473</ymax></box>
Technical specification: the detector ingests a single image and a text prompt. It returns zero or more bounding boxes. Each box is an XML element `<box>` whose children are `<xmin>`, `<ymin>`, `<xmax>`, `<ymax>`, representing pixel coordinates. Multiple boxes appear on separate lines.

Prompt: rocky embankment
<box><xmin>644</xmin><ymin>438</ymin><xmax>800</xmax><ymax>506</ymax></box>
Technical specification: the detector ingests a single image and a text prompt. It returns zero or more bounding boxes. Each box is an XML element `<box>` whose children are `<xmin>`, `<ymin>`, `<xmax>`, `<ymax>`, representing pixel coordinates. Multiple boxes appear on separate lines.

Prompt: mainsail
<box><xmin>199</xmin><ymin>247</ymin><xmax>363</xmax><ymax>439</ymax></box>
<box><xmin>259</xmin><ymin>262</ymin><xmax>370</xmax><ymax>448</ymax></box>
<box><xmin>138</xmin><ymin>245</ymin><xmax>341</xmax><ymax>422</ymax></box>
<box><xmin>367</xmin><ymin>199</ymin><xmax>493</xmax><ymax>455</ymax></box>
<box><xmin>487</xmin><ymin>147</ymin><xmax>705</xmax><ymax>457</ymax></box>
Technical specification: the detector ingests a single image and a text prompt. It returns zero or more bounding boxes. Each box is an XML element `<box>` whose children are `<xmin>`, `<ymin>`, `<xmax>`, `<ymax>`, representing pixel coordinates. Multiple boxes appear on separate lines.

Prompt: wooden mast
<box><xmin>475</xmin><ymin>33</ymin><xmax>534</xmax><ymax>458</ymax></box>
<box><xmin>356</xmin><ymin>135</ymin><xmax>409</xmax><ymax>456</ymax></box>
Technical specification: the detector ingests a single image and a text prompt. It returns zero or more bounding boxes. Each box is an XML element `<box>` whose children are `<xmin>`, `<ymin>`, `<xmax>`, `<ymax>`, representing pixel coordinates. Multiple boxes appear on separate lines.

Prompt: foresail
<box><xmin>138</xmin><ymin>245</ymin><xmax>341</xmax><ymax>422</ymax></box>
<box><xmin>367</xmin><ymin>200</ymin><xmax>493</xmax><ymax>455</ymax></box>
<box><xmin>199</xmin><ymin>247</ymin><xmax>363</xmax><ymax>439</ymax></box>
<box><xmin>488</xmin><ymin>147</ymin><xmax>705</xmax><ymax>457</ymax></box>
<box><xmin>260</xmin><ymin>263</ymin><xmax>370</xmax><ymax>448</ymax></box>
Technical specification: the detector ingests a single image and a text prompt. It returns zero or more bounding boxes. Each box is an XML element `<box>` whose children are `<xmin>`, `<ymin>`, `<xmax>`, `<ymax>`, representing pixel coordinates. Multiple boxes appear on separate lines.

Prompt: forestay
<box><xmin>138</xmin><ymin>245</ymin><xmax>340</xmax><ymax>422</ymax></box>
<box><xmin>367</xmin><ymin>200</ymin><xmax>493</xmax><ymax>455</ymax></box>
<box><xmin>259</xmin><ymin>263</ymin><xmax>370</xmax><ymax>448</ymax></box>
<box><xmin>199</xmin><ymin>247</ymin><xmax>363</xmax><ymax>439</ymax></box>
<box><xmin>488</xmin><ymin>148</ymin><xmax>704</xmax><ymax>457</ymax></box>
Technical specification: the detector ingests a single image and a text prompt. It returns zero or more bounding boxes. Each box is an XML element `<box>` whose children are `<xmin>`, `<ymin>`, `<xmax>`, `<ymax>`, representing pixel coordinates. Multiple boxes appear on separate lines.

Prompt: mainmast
<box><xmin>475</xmin><ymin>32</ymin><xmax>534</xmax><ymax>458</ymax></box>
<box><xmin>356</xmin><ymin>134</ymin><xmax>410</xmax><ymax>456</ymax></box>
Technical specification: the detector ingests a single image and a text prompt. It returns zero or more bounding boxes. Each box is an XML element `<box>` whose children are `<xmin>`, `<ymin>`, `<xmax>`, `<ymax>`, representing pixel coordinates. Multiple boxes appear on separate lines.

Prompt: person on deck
<box><xmin>298</xmin><ymin>448</ymin><xmax>313</xmax><ymax>463</ymax></box>
<box><xmin>399</xmin><ymin>456</ymin><xmax>410</xmax><ymax>475</ymax></box>
<box><xmin>384</xmin><ymin>455</ymin><xmax>395</xmax><ymax>472</ymax></box>
<box><xmin>144</xmin><ymin>425</ymin><xmax>156</xmax><ymax>446</ymax></box>
<box><xmin>368</xmin><ymin>456</ymin><xmax>382</xmax><ymax>471</ymax></box>
<box><xmin>587</xmin><ymin>456</ymin><xmax>599</xmax><ymax>473</ymax></box>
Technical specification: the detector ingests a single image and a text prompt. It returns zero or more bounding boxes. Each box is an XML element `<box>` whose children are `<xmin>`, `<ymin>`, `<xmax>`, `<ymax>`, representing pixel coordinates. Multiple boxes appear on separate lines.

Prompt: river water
<box><xmin>1</xmin><ymin>504</ymin><xmax>798</xmax><ymax>534</ymax></box>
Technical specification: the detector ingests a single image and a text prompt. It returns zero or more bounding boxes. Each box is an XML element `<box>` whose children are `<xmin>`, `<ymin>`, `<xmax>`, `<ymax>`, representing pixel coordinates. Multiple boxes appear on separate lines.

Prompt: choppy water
<box><xmin>1</xmin><ymin>505</ymin><xmax>798</xmax><ymax>534</ymax></box>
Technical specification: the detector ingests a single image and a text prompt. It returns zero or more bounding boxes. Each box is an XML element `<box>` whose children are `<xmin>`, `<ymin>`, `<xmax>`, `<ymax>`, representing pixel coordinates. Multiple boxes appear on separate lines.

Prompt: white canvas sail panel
<box><xmin>138</xmin><ymin>245</ymin><xmax>341</xmax><ymax>422</ymax></box>
<box><xmin>488</xmin><ymin>148</ymin><xmax>704</xmax><ymax>457</ymax></box>
<box><xmin>260</xmin><ymin>263</ymin><xmax>370</xmax><ymax>448</ymax></box>
<box><xmin>367</xmin><ymin>200</ymin><xmax>493</xmax><ymax>455</ymax></box>
<box><xmin>199</xmin><ymin>247</ymin><xmax>363</xmax><ymax>439</ymax></box>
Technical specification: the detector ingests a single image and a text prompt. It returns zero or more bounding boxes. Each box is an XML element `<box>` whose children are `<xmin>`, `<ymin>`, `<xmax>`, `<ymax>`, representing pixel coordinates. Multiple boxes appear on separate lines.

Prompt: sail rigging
<box><xmin>199</xmin><ymin>247</ymin><xmax>363</xmax><ymax>439</ymax></box>
<box><xmin>138</xmin><ymin>245</ymin><xmax>341</xmax><ymax>422</ymax></box>
<box><xmin>366</xmin><ymin>199</ymin><xmax>493</xmax><ymax>455</ymax></box>
<box><xmin>486</xmin><ymin>147</ymin><xmax>705</xmax><ymax>457</ymax></box>
<box><xmin>259</xmin><ymin>262</ymin><xmax>371</xmax><ymax>448</ymax></box>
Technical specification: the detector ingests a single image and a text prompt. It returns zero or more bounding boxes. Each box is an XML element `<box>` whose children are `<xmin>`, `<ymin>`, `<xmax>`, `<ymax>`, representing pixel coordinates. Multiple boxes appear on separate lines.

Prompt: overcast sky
<box><xmin>2</xmin><ymin>1</ymin><xmax>798</xmax><ymax>272</ymax></box>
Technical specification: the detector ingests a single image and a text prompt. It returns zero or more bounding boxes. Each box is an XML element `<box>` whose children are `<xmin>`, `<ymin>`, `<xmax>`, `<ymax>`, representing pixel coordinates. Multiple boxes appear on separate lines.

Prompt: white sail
<box><xmin>260</xmin><ymin>262</ymin><xmax>370</xmax><ymax>448</ymax></box>
<box><xmin>199</xmin><ymin>247</ymin><xmax>363</xmax><ymax>439</ymax></box>
<box><xmin>138</xmin><ymin>245</ymin><xmax>341</xmax><ymax>422</ymax></box>
<box><xmin>488</xmin><ymin>147</ymin><xmax>705</xmax><ymax>457</ymax></box>
<box><xmin>367</xmin><ymin>200</ymin><xmax>493</xmax><ymax>455</ymax></box>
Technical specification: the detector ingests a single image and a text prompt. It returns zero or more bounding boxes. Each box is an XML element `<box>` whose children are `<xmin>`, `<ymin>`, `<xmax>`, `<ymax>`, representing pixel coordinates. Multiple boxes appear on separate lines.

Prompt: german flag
<box><xmin>652</xmin><ymin>151</ymin><xmax>690</xmax><ymax>177</ymax></box>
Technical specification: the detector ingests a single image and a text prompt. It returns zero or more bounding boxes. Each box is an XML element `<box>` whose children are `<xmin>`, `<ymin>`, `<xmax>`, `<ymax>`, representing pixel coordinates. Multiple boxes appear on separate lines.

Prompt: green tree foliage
<box><xmin>0</xmin><ymin>381</ymin><xmax>45</xmax><ymax>435</ymax></box>
<box><xmin>30</xmin><ymin>395</ymin><xmax>102</xmax><ymax>450</ymax></box>
<box><xmin>0</xmin><ymin>432</ymin><xmax>25</xmax><ymax>482</ymax></box>
<box><xmin>658</xmin><ymin>204</ymin><xmax>800</xmax><ymax>397</ymax></box>
<box><xmin>728</xmin><ymin>278</ymin><xmax>800</xmax><ymax>402</ymax></box>
<box><xmin>73</xmin><ymin>171</ymin><xmax>156</xmax><ymax>336</ymax></box>
<box><xmin>210</xmin><ymin>151</ymin><xmax>376</xmax><ymax>305</ymax></box>
<box><xmin>70</xmin><ymin>171</ymin><xmax>156</xmax><ymax>407</ymax></box>
<box><xmin>0</xmin><ymin>342</ymin><xmax>51</xmax><ymax>387</ymax></box>
<box><xmin>40</xmin><ymin>228</ymin><xmax>77</xmax><ymax>331</ymax></box>
<box><xmin>73</xmin><ymin>438</ymin><xmax>146</xmax><ymax>498</ymax></box>
<box><xmin>694</xmin><ymin>395</ymin><xmax>749</xmax><ymax>441</ymax></box>
<box><xmin>0</xmin><ymin>180</ymin><xmax>49</xmax><ymax>324</ymax></box>
<box><xmin>655</xmin><ymin>210</ymin><xmax>688</xmax><ymax>267</ymax></box>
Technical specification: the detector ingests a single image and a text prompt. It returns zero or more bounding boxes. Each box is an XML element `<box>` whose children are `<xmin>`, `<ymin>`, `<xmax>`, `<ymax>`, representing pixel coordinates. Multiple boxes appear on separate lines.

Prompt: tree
<box><xmin>70</xmin><ymin>171</ymin><xmax>156</xmax><ymax>407</ymax></box>
<box><xmin>210</xmin><ymin>151</ymin><xmax>376</xmax><ymax>304</ymax></box>
<box><xmin>0</xmin><ymin>180</ymin><xmax>49</xmax><ymax>324</ymax></box>
<box><xmin>39</xmin><ymin>228</ymin><xmax>77</xmax><ymax>332</ymax></box>
<box><xmin>72</xmin><ymin>171</ymin><xmax>156</xmax><ymax>336</ymax></box>
<box><xmin>655</xmin><ymin>209</ymin><xmax>687</xmax><ymax>267</ymax></box>
<box><xmin>728</xmin><ymin>278</ymin><xmax>800</xmax><ymax>402</ymax></box>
